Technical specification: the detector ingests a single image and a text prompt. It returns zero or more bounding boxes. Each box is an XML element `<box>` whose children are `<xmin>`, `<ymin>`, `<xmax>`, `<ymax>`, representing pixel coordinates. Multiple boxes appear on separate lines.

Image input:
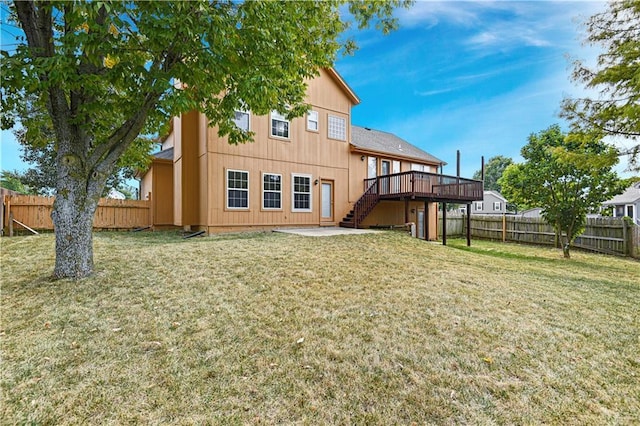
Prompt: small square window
<box><xmin>493</xmin><ymin>201</ymin><xmax>502</xmax><ymax>211</ymax></box>
<box><xmin>328</xmin><ymin>115</ymin><xmax>346</xmax><ymax>141</ymax></box>
<box><xmin>232</xmin><ymin>110</ymin><xmax>250</xmax><ymax>132</ymax></box>
<box><xmin>475</xmin><ymin>201</ymin><xmax>483</xmax><ymax>211</ymax></box>
<box><xmin>271</xmin><ymin>111</ymin><xmax>289</xmax><ymax>139</ymax></box>
<box><xmin>307</xmin><ymin>110</ymin><xmax>319</xmax><ymax>132</ymax></box>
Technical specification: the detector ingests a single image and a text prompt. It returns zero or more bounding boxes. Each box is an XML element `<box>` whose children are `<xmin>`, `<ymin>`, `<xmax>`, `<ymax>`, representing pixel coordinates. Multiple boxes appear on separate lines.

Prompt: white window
<box><xmin>262</xmin><ymin>173</ymin><xmax>282</xmax><ymax>210</ymax></box>
<box><xmin>411</xmin><ymin>163</ymin><xmax>426</xmax><ymax>172</ymax></box>
<box><xmin>307</xmin><ymin>110</ymin><xmax>319</xmax><ymax>132</ymax></box>
<box><xmin>328</xmin><ymin>115</ymin><xmax>346</xmax><ymax>141</ymax></box>
<box><xmin>367</xmin><ymin>157</ymin><xmax>377</xmax><ymax>179</ymax></box>
<box><xmin>270</xmin><ymin>111</ymin><xmax>289</xmax><ymax>138</ymax></box>
<box><xmin>232</xmin><ymin>110</ymin><xmax>250</xmax><ymax>132</ymax></box>
<box><xmin>493</xmin><ymin>201</ymin><xmax>502</xmax><ymax>211</ymax></box>
<box><xmin>227</xmin><ymin>170</ymin><xmax>249</xmax><ymax>209</ymax></box>
<box><xmin>475</xmin><ymin>201</ymin><xmax>483</xmax><ymax>211</ymax></box>
<box><xmin>292</xmin><ymin>174</ymin><xmax>312</xmax><ymax>212</ymax></box>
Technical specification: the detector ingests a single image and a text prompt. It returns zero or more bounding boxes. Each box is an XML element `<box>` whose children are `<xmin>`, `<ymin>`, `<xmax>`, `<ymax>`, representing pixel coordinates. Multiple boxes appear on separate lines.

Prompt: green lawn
<box><xmin>2</xmin><ymin>231</ymin><xmax>639</xmax><ymax>424</ymax></box>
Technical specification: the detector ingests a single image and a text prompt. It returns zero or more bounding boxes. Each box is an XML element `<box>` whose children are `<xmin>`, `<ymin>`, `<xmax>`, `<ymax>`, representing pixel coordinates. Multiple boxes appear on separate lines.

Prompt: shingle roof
<box><xmin>152</xmin><ymin>147</ymin><xmax>174</xmax><ymax>161</ymax></box>
<box><xmin>603</xmin><ymin>182</ymin><xmax>640</xmax><ymax>205</ymax></box>
<box><xmin>351</xmin><ymin>125</ymin><xmax>444</xmax><ymax>165</ymax></box>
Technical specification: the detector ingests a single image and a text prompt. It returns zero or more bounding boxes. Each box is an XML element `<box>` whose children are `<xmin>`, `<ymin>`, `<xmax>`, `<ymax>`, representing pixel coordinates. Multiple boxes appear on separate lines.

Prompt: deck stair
<box><xmin>339</xmin><ymin>182</ymin><xmax>380</xmax><ymax>228</ymax></box>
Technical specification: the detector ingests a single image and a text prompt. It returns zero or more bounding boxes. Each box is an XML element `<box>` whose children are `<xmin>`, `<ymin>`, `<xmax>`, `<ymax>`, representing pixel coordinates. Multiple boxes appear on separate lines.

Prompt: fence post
<box><xmin>9</xmin><ymin>211</ymin><xmax>13</xmax><ymax>237</ymax></box>
<box><xmin>502</xmin><ymin>214</ymin><xmax>506</xmax><ymax>242</ymax></box>
<box><xmin>622</xmin><ymin>218</ymin><xmax>628</xmax><ymax>256</ymax></box>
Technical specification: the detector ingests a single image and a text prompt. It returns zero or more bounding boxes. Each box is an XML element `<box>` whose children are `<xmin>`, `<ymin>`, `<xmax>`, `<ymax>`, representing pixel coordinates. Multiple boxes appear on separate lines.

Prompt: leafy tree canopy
<box><xmin>1</xmin><ymin>170</ymin><xmax>34</xmax><ymax>194</ymax></box>
<box><xmin>0</xmin><ymin>0</ymin><xmax>410</xmax><ymax>278</ymax></box>
<box><xmin>561</xmin><ymin>0</ymin><xmax>640</xmax><ymax>170</ymax></box>
<box><xmin>472</xmin><ymin>155</ymin><xmax>513</xmax><ymax>193</ymax></box>
<box><xmin>500</xmin><ymin>124</ymin><xmax>623</xmax><ymax>258</ymax></box>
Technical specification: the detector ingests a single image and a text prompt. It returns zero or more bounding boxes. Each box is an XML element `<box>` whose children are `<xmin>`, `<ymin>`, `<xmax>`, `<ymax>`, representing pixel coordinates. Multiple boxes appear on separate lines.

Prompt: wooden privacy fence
<box><xmin>3</xmin><ymin>194</ymin><xmax>151</xmax><ymax>235</ymax></box>
<box><xmin>439</xmin><ymin>214</ymin><xmax>638</xmax><ymax>258</ymax></box>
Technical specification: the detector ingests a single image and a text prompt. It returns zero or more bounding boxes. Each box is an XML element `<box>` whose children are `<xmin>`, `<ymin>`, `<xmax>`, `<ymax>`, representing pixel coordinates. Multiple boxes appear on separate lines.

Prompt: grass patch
<box><xmin>2</xmin><ymin>231</ymin><xmax>639</xmax><ymax>424</ymax></box>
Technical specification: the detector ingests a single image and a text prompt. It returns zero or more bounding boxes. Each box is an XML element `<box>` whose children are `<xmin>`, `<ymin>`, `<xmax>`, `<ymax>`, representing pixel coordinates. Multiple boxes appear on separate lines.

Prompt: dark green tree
<box><xmin>1</xmin><ymin>0</ymin><xmax>410</xmax><ymax>278</ymax></box>
<box><xmin>473</xmin><ymin>155</ymin><xmax>513</xmax><ymax>193</ymax></box>
<box><xmin>500</xmin><ymin>125</ymin><xmax>622</xmax><ymax>258</ymax></box>
<box><xmin>0</xmin><ymin>170</ymin><xmax>33</xmax><ymax>194</ymax></box>
<box><xmin>561</xmin><ymin>0</ymin><xmax>640</xmax><ymax>170</ymax></box>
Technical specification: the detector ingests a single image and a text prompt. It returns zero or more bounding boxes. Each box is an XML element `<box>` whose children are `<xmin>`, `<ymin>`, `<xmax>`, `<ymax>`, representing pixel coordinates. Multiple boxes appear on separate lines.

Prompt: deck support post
<box><xmin>424</xmin><ymin>200</ymin><xmax>429</xmax><ymax>241</ymax></box>
<box><xmin>404</xmin><ymin>199</ymin><xmax>409</xmax><ymax>224</ymax></box>
<box><xmin>442</xmin><ymin>202</ymin><xmax>447</xmax><ymax>245</ymax></box>
<box><xmin>466</xmin><ymin>203</ymin><xmax>471</xmax><ymax>246</ymax></box>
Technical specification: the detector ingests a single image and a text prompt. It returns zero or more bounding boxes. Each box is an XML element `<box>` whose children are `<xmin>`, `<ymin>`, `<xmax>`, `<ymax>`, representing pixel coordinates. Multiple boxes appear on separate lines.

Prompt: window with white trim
<box><xmin>232</xmin><ymin>110</ymin><xmax>250</xmax><ymax>131</ymax></box>
<box><xmin>411</xmin><ymin>163</ymin><xmax>427</xmax><ymax>172</ymax></box>
<box><xmin>475</xmin><ymin>201</ymin><xmax>483</xmax><ymax>211</ymax></box>
<box><xmin>262</xmin><ymin>173</ymin><xmax>282</xmax><ymax>210</ymax></box>
<box><xmin>270</xmin><ymin>111</ymin><xmax>289</xmax><ymax>138</ymax></box>
<box><xmin>227</xmin><ymin>170</ymin><xmax>249</xmax><ymax>209</ymax></box>
<box><xmin>307</xmin><ymin>110</ymin><xmax>319</xmax><ymax>132</ymax></box>
<box><xmin>292</xmin><ymin>174</ymin><xmax>312</xmax><ymax>212</ymax></box>
<box><xmin>328</xmin><ymin>115</ymin><xmax>346</xmax><ymax>141</ymax></box>
<box><xmin>493</xmin><ymin>201</ymin><xmax>502</xmax><ymax>211</ymax></box>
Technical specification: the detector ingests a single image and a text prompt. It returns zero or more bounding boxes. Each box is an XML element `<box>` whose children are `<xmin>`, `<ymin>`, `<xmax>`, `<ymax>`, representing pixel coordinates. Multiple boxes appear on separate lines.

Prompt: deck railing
<box><xmin>364</xmin><ymin>171</ymin><xmax>483</xmax><ymax>202</ymax></box>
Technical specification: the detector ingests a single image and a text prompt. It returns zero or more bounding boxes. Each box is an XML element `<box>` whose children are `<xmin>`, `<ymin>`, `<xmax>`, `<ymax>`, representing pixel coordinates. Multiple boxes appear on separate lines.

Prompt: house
<box><xmin>602</xmin><ymin>181</ymin><xmax>640</xmax><ymax>225</ymax></box>
<box><xmin>520</xmin><ymin>207</ymin><xmax>544</xmax><ymax>218</ymax></box>
<box><xmin>139</xmin><ymin>68</ymin><xmax>483</xmax><ymax>239</ymax></box>
<box><xmin>470</xmin><ymin>191</ymin><xmax>507</xmax><ymax>215</ymax></box>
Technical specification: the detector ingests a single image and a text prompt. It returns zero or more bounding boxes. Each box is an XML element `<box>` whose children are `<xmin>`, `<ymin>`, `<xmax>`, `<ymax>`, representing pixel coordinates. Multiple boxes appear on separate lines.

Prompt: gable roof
<box><xmin>152</xmin><ymin>147</ymin><xmax>174</xmax><ymax>161</ymax></box>
<box><xmin>350</xmin><ymin>125</ymin><xmax>445</xmax><ymax>165</ymax></box>
<box><xmin>325</xmin><ymin>68</ymin><xmax>360</xmax><ymax>105</ymax></box>
<box><xmin>484</xmin><ymin>190</ymin><xmax>507</xmax><ymax>202</ymax></box>
<box><xmin>603</xmin><ymin>181</ymin><xmax>640</xmax><ymax>205</ymax></box>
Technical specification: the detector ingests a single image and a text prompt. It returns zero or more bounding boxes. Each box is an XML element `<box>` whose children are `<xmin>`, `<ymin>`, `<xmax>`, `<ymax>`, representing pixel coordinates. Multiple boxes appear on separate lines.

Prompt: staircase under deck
<box><xmin>340</xmin><ymin>171</ymin><xmax>483</xmax><ymax>229</ymax></box>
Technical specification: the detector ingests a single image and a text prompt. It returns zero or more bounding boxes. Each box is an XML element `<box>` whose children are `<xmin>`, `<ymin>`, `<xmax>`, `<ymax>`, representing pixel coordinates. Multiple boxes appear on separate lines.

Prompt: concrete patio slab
<box><xmin>273</xmin><ymin>227</ymin><xmax>381</xmax><ymax>237</ymax></box>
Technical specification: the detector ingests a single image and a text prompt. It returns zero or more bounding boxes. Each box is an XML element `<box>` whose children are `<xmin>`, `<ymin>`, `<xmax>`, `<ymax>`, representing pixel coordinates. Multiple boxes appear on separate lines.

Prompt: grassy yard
<box><xmin>2</xmin><ymin>230</ymin><xmax>639</xmax><ymax>424</ymax></box>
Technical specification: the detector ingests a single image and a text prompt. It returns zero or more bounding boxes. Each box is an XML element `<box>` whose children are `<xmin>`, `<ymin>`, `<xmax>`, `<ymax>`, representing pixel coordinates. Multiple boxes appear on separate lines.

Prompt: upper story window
<box><xmin>367</xmin><ymin>157</ymin><xmax>377</xmax><ymax>179</ymax></box>
<box><xmin>328</xmin><ymin>115</ymin><xmax>346</xmax><ymax>141</ymax></box>
<box><xmin>270</xmin><ymin>111</ymin><xmax>289</xmax><ymax>139</ymax></box>
<box><xmin>227</xmin><ymin>169</ymin><xmax>249</xmax><ymax>209</ymax></box>
<box><xmin>307</xmin><ymin>110</ymin><xmax>319</xmax><ymax>132</ymax></box>
<box><xmin>292</xmin><ymin>174</ymin><xmax>312</xmax><ymax>212</ymax></box>
<box><xmin>233</xmin><ymin>110</ymin><xmax>250</xmax><ymax>132</ymax></box>
<box><xmin>411</xmin><ymin>163</ymin><xmax>427</xmax><ymax>172</ymax></box>
<box><xmin>475</xmin><ymin>201</ymin><xmax>483</xmax><ymax>211</ymax></box>
<box><xmin>493</xmin><ymin>201</ymin><xmax>502</xmax><ymax>211</ymax></box>
<box><xmin>263</xmin><ymin>173</ymin><xmax>282</xmax><ymax>210</ymax></box>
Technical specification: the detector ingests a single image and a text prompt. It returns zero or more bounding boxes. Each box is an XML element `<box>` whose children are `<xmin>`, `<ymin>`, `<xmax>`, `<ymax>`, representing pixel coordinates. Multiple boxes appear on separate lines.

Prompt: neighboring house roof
<box><xmin>603</xmin><ymin>182</ymin><xmax>640</xmax><ymax>205</ymax></box>
<box><xmin>350</xmin><ymin>125</ymin><xmax>445</xmax><ymax>165</ymax></box>
<box><xmin>521</xmin><ymin>207</ymin><xmax>544</xmax><ymax>217</ymax></box>
<box><xmin>484</xmin><ymin>190</ymin><xmax>507</xmax><ymax>202</ymax></box>
<box><xmin>153</xmin><ymin>147</ymin><xmax>174</xmax><ymax>161</ymax></box>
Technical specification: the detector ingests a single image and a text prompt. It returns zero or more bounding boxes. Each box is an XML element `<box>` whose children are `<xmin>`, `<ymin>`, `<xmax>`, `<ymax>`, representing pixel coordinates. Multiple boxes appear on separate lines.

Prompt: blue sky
<box><xmin>1</xmin><ymin>1</ymin><xmax>636</xmax><ymax>179</ymax></box>
<box><xmin>335</xmin><ymin>0</ymin><xmax>635</xmax><ymax>178</ymax></box>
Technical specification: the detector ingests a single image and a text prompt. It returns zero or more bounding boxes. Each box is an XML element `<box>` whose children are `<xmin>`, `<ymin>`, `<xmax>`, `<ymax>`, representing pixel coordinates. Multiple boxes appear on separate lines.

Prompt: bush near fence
<box><xmin>438</xmin><ymin>214</ymin><xmax>638</xmax><ymax>258</ymax></box>
<box><xmin>2</xmin><ymin>194</ymin><xmax>151</xmax><ymax>235</ymax></box>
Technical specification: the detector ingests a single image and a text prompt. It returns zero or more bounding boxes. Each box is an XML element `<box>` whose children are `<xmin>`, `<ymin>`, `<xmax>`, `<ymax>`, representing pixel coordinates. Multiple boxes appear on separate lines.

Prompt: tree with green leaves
<box><xmin>1</xmin><ymin>170</ymin><xmax>33</xmax><ymax>194</ymax></box>
<box><xmin>1</xmin><ymin>0</ymin><xmax>410</xmax><ymax>279</ymax></box>
<box><xmin>473</xmin><ymin>155</ymin><xmax>513</xmax><ymax>193</ymax></box>
<box><xmin>561</xmin><ymin>0</ymin><xmax>640</xmax><ymax>170</ymax></box>
<box><xmin>500</xmin><ymin>125</ymin><xmax>622</xmax><ymax>258</ymax></box>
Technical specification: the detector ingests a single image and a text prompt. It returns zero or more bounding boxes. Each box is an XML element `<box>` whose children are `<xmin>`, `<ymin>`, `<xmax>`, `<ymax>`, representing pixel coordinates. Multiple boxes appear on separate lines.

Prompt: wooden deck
<box><xmin>341</xmin><ymin>171</ymin><xmax>483</xmax><ymax>229</ymax></box>
<box><xmin>364</xmin><ymin>171</ymin><xmax>483</xmax><ymax>203</ymax></box>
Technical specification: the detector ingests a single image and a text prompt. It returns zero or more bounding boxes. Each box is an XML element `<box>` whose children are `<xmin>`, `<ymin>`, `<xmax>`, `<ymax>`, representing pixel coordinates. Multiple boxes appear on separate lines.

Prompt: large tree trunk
<box><xmin>51</xmin><ymin>153</ymin><xmax>105</xmax><ymax>279</ymax></box>
<box><xmin>51</xmin><ymin>193</ymin><xmax>98</xmax><ymax>278</ymax></box>
<box><xmin>560</xmin><ymin>232</ymin><xmax>571</xmax><ymax>259</ymax></box>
